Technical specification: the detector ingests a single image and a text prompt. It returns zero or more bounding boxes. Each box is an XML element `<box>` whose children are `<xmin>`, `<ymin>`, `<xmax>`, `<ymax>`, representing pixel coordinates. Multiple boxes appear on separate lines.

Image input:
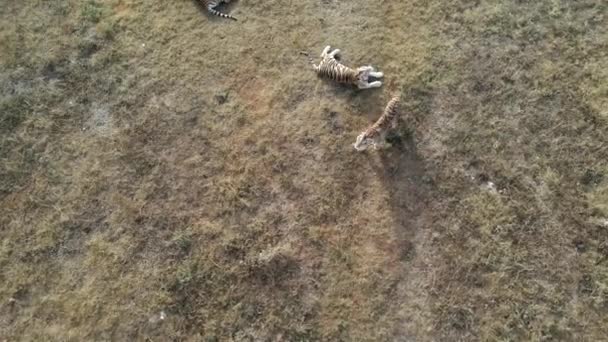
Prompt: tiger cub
<box><xmin>307</xmin><ymin>45</ymin><xmax>383</xmax><ymax>89</ymax></box>
<box><xmin>354</xmin><ymin>95</ymin><xmax>401</xmax><ymax>151</ymax></box>
<box><xmin>202</xmin><ymin>0</ymin><xmax>237</xmax><ymax>20</ymax></box>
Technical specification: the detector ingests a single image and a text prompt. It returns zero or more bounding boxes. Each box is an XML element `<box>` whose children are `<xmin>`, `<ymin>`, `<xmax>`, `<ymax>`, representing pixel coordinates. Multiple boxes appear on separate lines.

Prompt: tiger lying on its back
<box><xmin>354</xmin><ymin>95</ymin><xmax>401</xmax><ymax>151</ymax></box>
<box><xmin>201</xmin><ymin>0</ymin><xmax>236</xmax><ymax>20</ymax></box>
<box><xmin>306</xmin><ymin>46</ymin><xmax>383</xmax><ymax>89</ymax></box>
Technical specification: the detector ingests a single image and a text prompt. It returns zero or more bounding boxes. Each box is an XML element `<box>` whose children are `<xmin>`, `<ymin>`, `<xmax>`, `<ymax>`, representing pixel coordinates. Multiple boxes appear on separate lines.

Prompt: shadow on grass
<box><xmin>363</xmin><ymin>86</ymin><xmax>438</xmax><ymax>339</ymax></box>
<box><xmin>369</xmin><ymin>82</ymin><xmax>435</xmax><ymax>260</ymax></box>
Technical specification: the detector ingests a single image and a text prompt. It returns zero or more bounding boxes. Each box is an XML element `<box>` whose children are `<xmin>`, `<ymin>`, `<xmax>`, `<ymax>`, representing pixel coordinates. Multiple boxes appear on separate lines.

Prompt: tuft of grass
<box><xmin>0</xmin><ymin>96</ymin><xmax>31</xmax><ymax>134</ymax></box>
<box><xmin>96</xmin><ymin>18</ymin><xmax>119</xmax><ymax>40</ymax></box>
<box><xmin>170</xmin><ymin>230</ymin><xmax>194</xmax><ymax>254</ymax></box>
<box><xmin>175</xmin><ymin>260</ymin><xmax>196</xmax><ymax>288</ymax></box>
<box><xmin>589</xmin><ymin>179</ymin><xmax>608</xmax><ymax>218</ymax></box>
<box><xmin>80</xmin><ymin>0</ymin><xmax>105</xmax><ymax>24</ymax></box>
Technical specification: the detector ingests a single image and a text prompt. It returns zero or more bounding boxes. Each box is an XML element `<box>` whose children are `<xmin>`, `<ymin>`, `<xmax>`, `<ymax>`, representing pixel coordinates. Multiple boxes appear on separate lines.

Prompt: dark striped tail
<box><xmin>208</xmin><ymin>8</ymin><xmax>237</xmax><ymax>20</ymax></box>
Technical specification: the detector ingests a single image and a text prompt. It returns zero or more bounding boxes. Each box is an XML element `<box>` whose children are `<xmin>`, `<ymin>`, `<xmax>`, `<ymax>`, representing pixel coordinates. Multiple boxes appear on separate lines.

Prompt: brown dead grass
<box><xmin>1</xmin><ymin>0</ymin><xmax>607</xmax><ymax>340</ymax></box>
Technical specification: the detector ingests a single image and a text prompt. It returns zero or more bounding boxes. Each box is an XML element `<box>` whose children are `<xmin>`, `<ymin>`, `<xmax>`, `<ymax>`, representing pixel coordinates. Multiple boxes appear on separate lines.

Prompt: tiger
<box><xmin>201</xmin><ymin>0</ymin><xmax>237</xmax><ymax>21</ymax></box>
<box><xmin>354</xmin><ymin>95</ymin><xmax>401</xmax><ymax>151</ymax></box>
<box><xmin>302</xmin><ymin>45</ymin><xmax>383</xmax><ymax>89</ymax></box>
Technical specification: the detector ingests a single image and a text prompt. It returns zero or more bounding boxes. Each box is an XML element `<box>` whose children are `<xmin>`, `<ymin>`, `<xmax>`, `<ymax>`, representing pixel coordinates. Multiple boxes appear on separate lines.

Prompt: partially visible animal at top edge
<box><xmin>201</xmin><ymin>0</ymin><xmax>237</xmax><ymax>21</ymax></box>
<box><xmin>302</xmin><ymin>45</ymin><xmax>383</xmax><ymax>89</ymax></box>
<box><xmin>354</xmin><ymin>95</ymin><xmax>401</xmax><ymax>151</ymax></box>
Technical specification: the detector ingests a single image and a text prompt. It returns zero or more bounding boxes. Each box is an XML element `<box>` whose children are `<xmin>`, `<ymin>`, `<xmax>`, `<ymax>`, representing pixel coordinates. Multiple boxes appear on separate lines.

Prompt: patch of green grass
<box><xmin>80</xmin><ymin>0</ymin><xmax>105</xmax><ymax>24</ymax></box>
<box><xmin>96</xmin><ymin>18</ymin><xmax>119</xmax><ymax>40</ymax></box>
<box><xmin>0</xmin><ymin>141</ymin><xmax>36</xmax><ymax>196</ymax></box>
<box><xmin>175</xmin><ymin>260</ymin><xmax>196</xmax><ymax>288</ymax></box>
<box><xmin>0</xmin><ymin>96</ymin><xmax>31</xmax><ymax>134</ymax></box>
<box><xmin>589</xmin><ymin>179</ymin><xmax>608</xmax><ymax>218</ymax></box>
<box><xmin>171</xmin><ymin>231</ymin><xmax>194</xmax><ymax>254</ymax></box>
<box><xmin>464</xmin><ymin>191</ymin><xmax>516</xmax><ymax>237</ymax></box>
<box><xmin>50</xmin><ymin>1</ymin><xmax>72</xmax><ymax>17</ymax></box>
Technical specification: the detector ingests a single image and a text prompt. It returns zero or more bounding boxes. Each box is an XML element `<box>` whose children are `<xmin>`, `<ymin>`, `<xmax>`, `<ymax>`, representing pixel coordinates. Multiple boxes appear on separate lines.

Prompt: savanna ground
<box><xmin>1</xmin><ymin>0</ymin><xmax>607</xmax><ymax>340</ymax></box>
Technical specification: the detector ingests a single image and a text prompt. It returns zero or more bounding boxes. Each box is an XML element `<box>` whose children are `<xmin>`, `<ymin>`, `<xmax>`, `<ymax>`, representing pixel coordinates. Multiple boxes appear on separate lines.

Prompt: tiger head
<box><xmin>353</xmin><ymin>132</ymin><xmax>375</xmax><ymax>151</ymax></box>
<box><xmin>356</xmin><ymin>66</ymin><xmax>372</xmax><ymax>82</ymax></box>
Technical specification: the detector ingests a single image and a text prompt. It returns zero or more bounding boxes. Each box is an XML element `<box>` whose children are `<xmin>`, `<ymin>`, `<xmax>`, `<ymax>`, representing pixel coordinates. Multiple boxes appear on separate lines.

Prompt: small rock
<box><xmin>215</xmin><ymin>94</ymin><xmax>228</xmax><ymax>105</ymax></box>
<box><xmin>483</xmin><ymin>181</ymin><xmax>497</xmax><ymax>193</ymax></box>
<box><xmin>149</xmin><ymin>310</ymin><xmax>167</xmax><ymax>324</ymax></box>
<box><xmin>574</xmin><ymin>239</ymin><xmax>587</xmax><ymax>253</ymax></box>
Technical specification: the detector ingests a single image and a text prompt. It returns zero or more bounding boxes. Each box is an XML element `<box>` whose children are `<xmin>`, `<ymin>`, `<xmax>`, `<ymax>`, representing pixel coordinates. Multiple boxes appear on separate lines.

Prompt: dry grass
<box><xmin>1</xmin><ymin>0</ymin><xmax>607</xmax><ymax>340</ymax></box>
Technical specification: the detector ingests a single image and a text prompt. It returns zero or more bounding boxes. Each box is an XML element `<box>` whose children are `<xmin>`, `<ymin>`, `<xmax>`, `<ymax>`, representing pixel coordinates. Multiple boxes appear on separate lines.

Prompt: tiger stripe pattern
<box><xmin>306</xmin><ymin>45</ymin><xmax>383</xmax><ymax>89</ymax></box>
<box><xmin>202</xmin><ymin>0</ymin><xmax>237</xmax><ymax>21</ymax></box>
<box><xmin>354</xmin><ymin>95</ymin><xmax>401</xmax><ymax>151</ymax></box>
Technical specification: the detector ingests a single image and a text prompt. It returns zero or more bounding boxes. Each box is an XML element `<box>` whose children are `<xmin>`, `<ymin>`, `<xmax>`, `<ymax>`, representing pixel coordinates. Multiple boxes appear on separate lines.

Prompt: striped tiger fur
<box><xmin>354</xmin><ymin>95</ymin><xmax>401</xmax><ymax>151</ymax></box>
<box><xmin>303</xmin><ymin>45</ymin><xmax>383</xmax><ymax>89</ymax></box>
<box><xmin>202</xmin><ymin>0</ymin><xmax>236</xmax><ymax>21</ymax></box>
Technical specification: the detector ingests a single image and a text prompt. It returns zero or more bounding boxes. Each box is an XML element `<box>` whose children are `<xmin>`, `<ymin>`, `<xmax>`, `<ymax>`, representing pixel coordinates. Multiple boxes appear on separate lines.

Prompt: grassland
<box><xmin>0</xmin><ymin>0</ymin><xmax>607</xmax><ymax>340</ymax></box>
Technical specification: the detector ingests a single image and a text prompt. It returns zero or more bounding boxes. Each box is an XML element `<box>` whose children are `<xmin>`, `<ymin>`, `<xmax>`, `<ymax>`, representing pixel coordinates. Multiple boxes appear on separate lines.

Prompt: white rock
<box><xmin>483</xmin><ymin>181</ymin><xmax>497</xmax><ymax>193</ymax></box>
